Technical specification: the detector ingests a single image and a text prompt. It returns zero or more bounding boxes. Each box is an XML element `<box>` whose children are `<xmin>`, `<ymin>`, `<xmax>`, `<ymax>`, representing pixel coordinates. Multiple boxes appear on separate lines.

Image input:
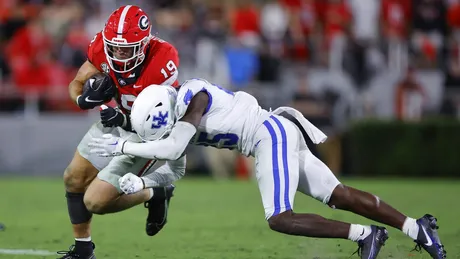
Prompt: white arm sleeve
<box><xmin>141</xmin><ymin>155</ymin><xmax>186</xmax><ymax>187</ymax></box>
<box><xmin>122</xmin><ymin>121</ymin><xmax>196</xmax><ymax>160</ymax></box>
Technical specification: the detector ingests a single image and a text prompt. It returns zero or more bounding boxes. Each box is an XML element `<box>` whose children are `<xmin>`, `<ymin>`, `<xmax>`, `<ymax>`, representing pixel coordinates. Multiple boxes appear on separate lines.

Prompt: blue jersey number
<box><xmin>194</xmin><ymin>132</ymin><xmax>239</xmax><ymax>149</ymax></box>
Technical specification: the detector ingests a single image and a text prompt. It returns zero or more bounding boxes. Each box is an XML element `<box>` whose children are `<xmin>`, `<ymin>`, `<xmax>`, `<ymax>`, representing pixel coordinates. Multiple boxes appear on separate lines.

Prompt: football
<box><xmin>83</xmin><ymin>72</ymin><xmax>116</xmax><ymax>102</ymax></box>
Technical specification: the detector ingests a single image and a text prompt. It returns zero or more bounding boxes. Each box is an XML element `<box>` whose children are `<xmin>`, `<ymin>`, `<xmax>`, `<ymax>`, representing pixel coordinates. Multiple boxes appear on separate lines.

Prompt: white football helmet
<box><xmin>130</xmin><ymin>85</ymin><xmax>178</xmax><ymax>141</ymax></box>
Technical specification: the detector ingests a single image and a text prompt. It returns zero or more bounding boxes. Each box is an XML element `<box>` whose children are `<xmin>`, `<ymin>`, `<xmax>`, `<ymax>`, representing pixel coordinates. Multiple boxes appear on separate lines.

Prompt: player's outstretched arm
<box><xmin>69</xmin><ymin>60</ymin><xmax>100</xmax><ymax>106</ymax></box>
<box><xmin>123</xmin><ymin>92</ymin><xmax>209</xmax><ymax>159</ymax></box>
<box><xmin>88</xmin><ymin>92</ymin><xmax>209</xmax><ymax>160</ymax></box>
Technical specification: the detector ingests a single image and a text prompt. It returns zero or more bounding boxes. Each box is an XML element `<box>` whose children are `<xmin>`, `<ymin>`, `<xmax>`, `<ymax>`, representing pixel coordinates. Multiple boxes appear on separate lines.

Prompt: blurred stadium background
<box><xmin>0</xmin><ymin>0</ymin><xmax>459</xmax><ymax>258</ymax></box>
<box><xmin>1</xmin><ymin>0</ymin><xmax>460</xmax><ymax>177</ymax></box>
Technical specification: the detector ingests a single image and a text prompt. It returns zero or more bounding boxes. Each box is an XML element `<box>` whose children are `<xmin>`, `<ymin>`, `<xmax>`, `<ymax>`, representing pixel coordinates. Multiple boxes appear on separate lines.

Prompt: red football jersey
<box><xmin>87</xmin><ymin>32</ymin><xmax>180</xmax><ymax>113</ymax></box>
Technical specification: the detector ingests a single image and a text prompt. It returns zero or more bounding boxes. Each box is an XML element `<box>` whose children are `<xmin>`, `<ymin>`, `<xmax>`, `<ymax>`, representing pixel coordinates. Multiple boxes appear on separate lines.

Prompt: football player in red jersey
<box><xmin>58</xmin><ymin>5</ymin><xmax>181</xmax><ymax>259</ymax></box>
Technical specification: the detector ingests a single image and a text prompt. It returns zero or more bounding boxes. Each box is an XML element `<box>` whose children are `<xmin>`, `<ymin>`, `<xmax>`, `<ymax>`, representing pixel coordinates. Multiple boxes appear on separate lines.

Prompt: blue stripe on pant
<box><xmin>262</xmin><ymin>120</ymin><xmax>281</xmax><ymax>216</ymax></box>
<box><xmin>270</xmin><ymin>115</ymin><xmax>291</xmax><ymax>212</ymax></box>
<box><xmin>262</xmin><ymin>116</ymin><xmax>291</xmax><ymax>217</ymax></box>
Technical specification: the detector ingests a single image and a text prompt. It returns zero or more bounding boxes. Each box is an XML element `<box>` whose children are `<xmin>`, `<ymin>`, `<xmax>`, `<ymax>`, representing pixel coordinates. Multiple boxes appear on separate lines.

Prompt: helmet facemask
<box><xmin>103</xmin><ymin>35</ymin><xmax>150</xmax><ymax>73</ymax></box>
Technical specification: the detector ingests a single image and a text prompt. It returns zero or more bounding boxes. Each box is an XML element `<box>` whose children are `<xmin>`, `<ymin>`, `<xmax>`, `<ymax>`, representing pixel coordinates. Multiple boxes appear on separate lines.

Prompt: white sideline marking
<box><xmin>0</xmin><ymin>248</ymin><xmax>55</xmax><ymax>256</ymax></box>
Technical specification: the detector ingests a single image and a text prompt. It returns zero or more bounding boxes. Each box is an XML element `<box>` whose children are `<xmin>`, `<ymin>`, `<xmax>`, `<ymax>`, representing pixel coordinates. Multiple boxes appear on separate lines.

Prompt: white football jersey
<box><xmin>175</xmin><ymin>78</ymin><xmax>270</xmax><ymax>156</ymax></box>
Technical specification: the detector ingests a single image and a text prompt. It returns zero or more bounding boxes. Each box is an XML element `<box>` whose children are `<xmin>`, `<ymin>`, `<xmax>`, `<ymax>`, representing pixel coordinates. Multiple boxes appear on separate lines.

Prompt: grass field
<box><xmin>0</xmin><ymin>177</ymin><xmax>458</xmax><ymax>259</ymax></box>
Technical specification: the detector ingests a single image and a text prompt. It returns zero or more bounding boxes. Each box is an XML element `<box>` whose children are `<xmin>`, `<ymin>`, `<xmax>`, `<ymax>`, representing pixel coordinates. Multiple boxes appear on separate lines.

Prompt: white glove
<box><xmin>118</xmin><ymin>172</ymin><xmax>145</xmax><ymax>194</ymax></box>
<box><xmin>88</xmin><ymin>133</ymin><xmax>126</xmax><ymax>157</ymax></box>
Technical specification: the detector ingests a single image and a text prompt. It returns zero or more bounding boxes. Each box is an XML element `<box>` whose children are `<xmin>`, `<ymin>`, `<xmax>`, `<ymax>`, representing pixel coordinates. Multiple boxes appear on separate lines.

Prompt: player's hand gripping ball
<box><xmin>77</xmin><ymin>73</ymin><xmax>116</xmax><ymax>109</ymax></box>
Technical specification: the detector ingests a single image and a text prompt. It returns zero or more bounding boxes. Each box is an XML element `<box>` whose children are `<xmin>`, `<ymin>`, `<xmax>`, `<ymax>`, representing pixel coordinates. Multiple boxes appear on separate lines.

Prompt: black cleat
<box><xmin>144</xmin><ymin>184</ymin><xmax>175</xmax><ymax>236</ymax></box>
<box><xmin>56</xmin><ymin>243</ymin><xmax>96</xmax><ymax>259</ymax></box>
<box><xmin>412</xmin><ymin>214</ymin><xmax>446</xmax><ymax>259</ymax></box>
<box><xmin>354</xmin><ymin>225</ymin><xmax>389</xmax><ymax>259</ymax></box>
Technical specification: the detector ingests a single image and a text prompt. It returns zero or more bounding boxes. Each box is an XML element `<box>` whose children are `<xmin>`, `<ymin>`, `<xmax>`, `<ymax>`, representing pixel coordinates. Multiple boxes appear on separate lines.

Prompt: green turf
<box><xmin>0</xmin><ymin>177</ymin><xmax>458</xmax><ymax>259</ymax></box>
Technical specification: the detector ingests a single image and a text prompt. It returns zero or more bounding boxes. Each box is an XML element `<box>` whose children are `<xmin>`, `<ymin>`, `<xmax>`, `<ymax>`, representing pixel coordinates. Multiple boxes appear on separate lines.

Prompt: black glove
<box><xmin>100</xmin><ymin>106</ymin><xmax>127</xmax><ymax>128</ymax></box>
<box><xmin>77</xmin><ymin>74</ymin><xmax>116</xmax><ymax>110</ymax></box>
<box><xmin>77</xmin><ymin>92</ymin><xmax>104</xmax><ymax>110</ymax></box>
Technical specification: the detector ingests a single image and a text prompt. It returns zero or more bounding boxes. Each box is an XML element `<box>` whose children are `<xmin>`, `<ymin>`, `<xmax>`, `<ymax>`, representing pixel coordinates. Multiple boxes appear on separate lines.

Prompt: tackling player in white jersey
<box><xmin>89</xmin><ymin>78</ymin><xmax>446</xmax><ymax>259</ymax></box>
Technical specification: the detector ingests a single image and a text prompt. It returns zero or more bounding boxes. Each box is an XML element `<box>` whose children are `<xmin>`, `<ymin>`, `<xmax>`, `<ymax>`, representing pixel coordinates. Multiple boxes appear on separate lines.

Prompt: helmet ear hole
<box><xmin>146</xmin><ymin>114</ymin><xmax>151</xmax><ymax>121</ymax></box>
<box><xmin>155</xmin><ymin>102</ymin><xmax>163</xmax><ymax>107</ymax></box>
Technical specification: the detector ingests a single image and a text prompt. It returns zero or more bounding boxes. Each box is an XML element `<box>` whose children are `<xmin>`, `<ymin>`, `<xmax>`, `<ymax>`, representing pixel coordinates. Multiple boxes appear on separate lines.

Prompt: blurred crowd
<box><xmin>2</xmin><ymin>0</ymin><xmax>460</xmax><ymax>178</ymax></box>
<box><xmin>1</xmin><ymin>0</ymin><xmax>460</xmax><ymax>119</ymax></box>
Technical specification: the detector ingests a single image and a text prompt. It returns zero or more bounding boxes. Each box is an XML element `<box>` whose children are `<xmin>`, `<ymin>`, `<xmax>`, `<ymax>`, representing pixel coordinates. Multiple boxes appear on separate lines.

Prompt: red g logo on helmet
<box><xmin>102</xmin><ymin>5</ymin><xmax>152</xmax><ymax>73</ymax></box>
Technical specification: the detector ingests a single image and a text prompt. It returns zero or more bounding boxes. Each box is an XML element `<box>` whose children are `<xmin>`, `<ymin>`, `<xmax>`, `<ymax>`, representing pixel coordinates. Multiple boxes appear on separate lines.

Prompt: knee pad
<box><xmin>66</xmin><ymin>192</ymin><xmax>92</xmax><ymax>224</ymax></box>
